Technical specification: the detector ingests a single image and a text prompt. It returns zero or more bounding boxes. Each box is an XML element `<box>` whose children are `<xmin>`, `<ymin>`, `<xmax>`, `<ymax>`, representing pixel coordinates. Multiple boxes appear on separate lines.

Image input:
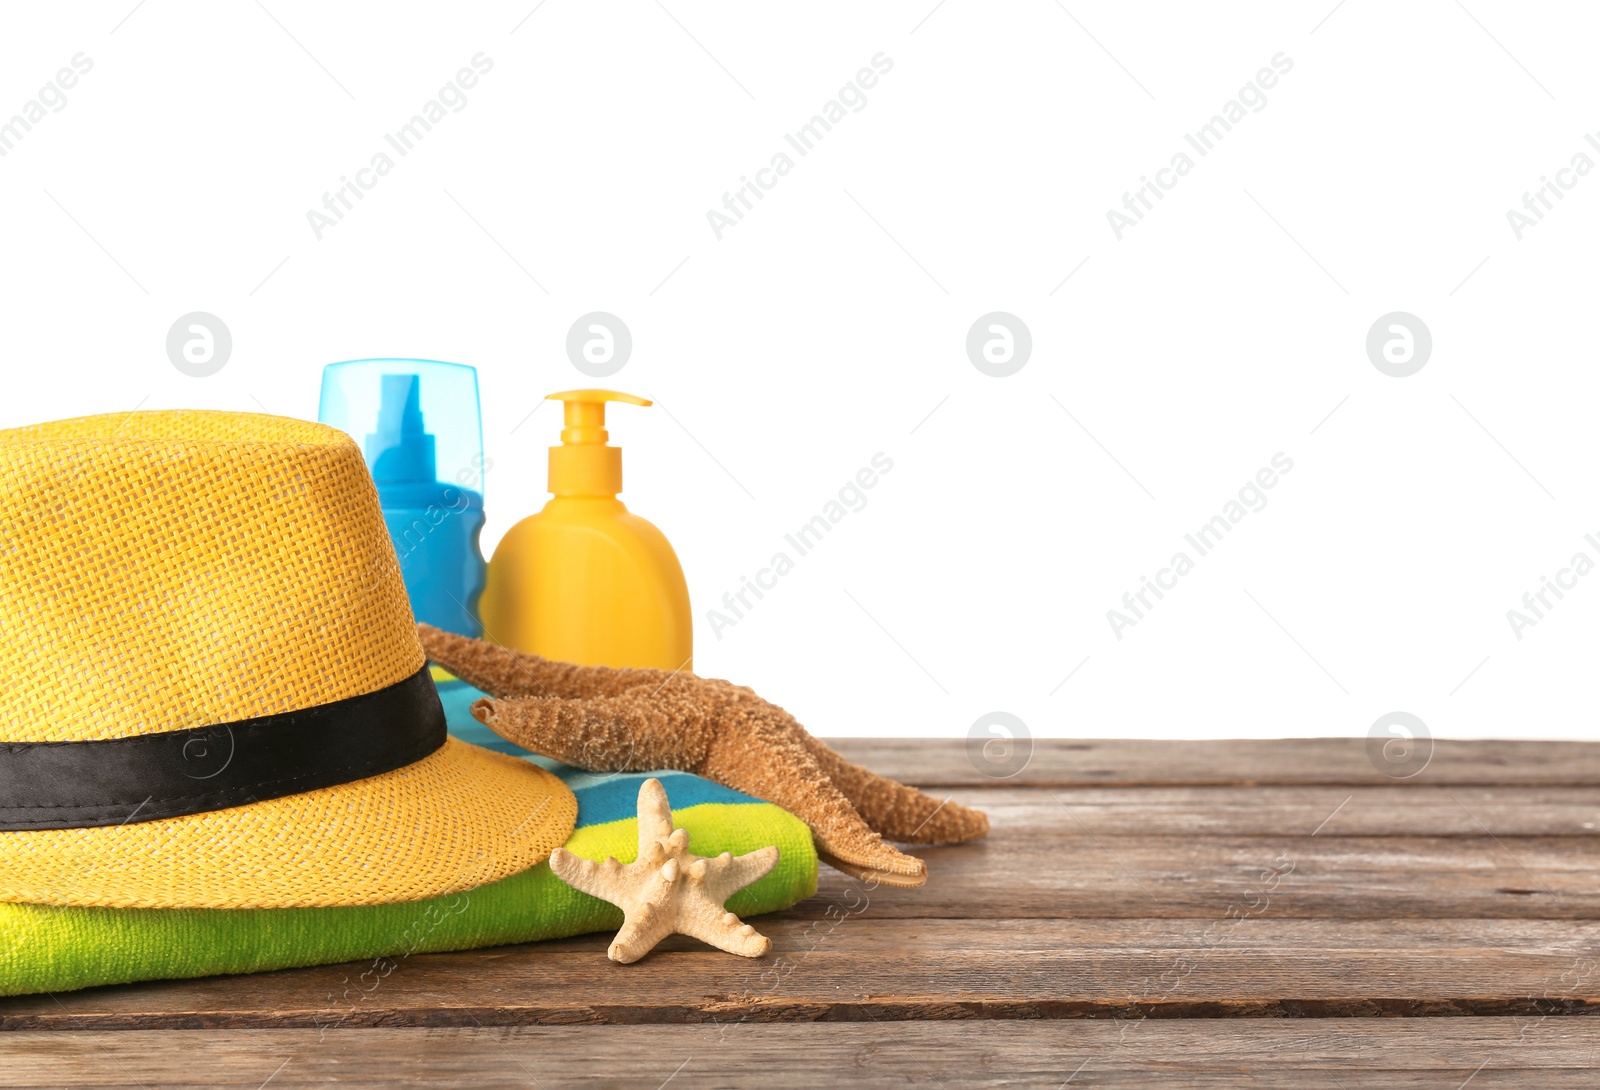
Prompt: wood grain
<box><xmin>997</xmin><ymin>785</ymin><xmax>1600</xmax><ymax>835</ymax></box>
<box><xmin>813</xmin><ymin>833</ymin><xmax>1600</xmax><ymax>920</ymax></box>
<box><xmin>4</xmin><ymin>918</ymin><xmax>1598</xmax><ymax>1029</ymax></box>
<box><xmin>2</xmin><ymin>1020</ymin><xmax>1599</xmax><ymax>1088</ymax></box>
<box><xmin>827</xmin><ymin>737</ymin><xmax>1600</xmax><ymax>787</ymax></box>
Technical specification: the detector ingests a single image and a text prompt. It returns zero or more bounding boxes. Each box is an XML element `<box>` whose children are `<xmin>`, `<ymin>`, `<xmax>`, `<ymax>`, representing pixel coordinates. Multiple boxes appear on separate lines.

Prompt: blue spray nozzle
<box><xmin>368</xmin><ymin>373</ymin><xmax>438</xmax><ymax>484</ymax></box>
<box><xmin>320</xmin><ymin>359</ymin><xmax>483</xmax><ymax>496</ymax></box>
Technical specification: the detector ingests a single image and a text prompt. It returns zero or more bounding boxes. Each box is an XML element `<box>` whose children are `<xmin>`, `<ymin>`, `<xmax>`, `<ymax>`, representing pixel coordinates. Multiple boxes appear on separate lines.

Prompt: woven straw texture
<box><xmin>0</xmin><ymin>410</ymin><xmax>577</xmax><ymax>909</ymax></box>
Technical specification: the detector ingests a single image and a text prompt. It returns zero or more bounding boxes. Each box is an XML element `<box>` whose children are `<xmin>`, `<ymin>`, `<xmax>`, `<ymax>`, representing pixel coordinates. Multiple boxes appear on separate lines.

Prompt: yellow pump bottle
<box><xmin>478</xmin><ymin>389</ymin><xmax>693</xmax><ymax>671</ymax></box>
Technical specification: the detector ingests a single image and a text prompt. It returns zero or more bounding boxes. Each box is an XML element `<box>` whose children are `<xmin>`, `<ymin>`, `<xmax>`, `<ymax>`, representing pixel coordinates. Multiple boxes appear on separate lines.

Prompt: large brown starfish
<box><xmin>418</xmin><ymin>625</ymin><xmax>989</xmax><ymax>887</ymax></box>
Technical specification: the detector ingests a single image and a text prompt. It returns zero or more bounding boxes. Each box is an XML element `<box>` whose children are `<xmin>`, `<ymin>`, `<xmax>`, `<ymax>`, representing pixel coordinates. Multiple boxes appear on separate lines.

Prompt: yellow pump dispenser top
<box><xmin>545</xmin><ymin>389</ymin><xmax>651</xmax><ymax>497</ymax></box>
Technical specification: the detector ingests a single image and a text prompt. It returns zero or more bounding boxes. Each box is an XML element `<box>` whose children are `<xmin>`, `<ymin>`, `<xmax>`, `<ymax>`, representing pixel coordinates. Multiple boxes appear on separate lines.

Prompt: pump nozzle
<box><xmin>544</xmin><ymin>389</ymin><xmax>652</xmax><ymax>496</ymax></box>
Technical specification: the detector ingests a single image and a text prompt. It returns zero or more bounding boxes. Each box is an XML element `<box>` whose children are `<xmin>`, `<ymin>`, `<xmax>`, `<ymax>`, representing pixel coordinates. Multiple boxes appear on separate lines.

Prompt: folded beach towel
<box><xmin>0</xmin><ymin>682</ymin><xmax>817</xmax><ymax>998</ymax></box>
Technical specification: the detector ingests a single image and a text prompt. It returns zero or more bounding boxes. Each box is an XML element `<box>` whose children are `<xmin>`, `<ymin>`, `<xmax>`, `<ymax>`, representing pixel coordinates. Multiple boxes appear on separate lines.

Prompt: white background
<box><xmin>2</xmin><ymin>1</ymin><xmax>1595</xmax><ymax>742</ymax></box>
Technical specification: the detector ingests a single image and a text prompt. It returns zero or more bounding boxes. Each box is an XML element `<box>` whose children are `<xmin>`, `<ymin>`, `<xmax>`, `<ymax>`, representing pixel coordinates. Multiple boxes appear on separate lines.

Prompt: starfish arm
<box><xmin>468</xmin><ymin>696</ymin><xmax>638</xmax><ymax>769</ymax></box>
<box><xmin>418</xmin><ymin>624</ymin><xmax>668</xmax><ymax>699</ymax></box>
<box><xmin>699</xmin><ymin>722</ymin><xmax>929</xmax><ymax>886</ymax></box>
<box><xmin>695</xmin><ymin>846</ymin><xmax>779</xmax><ymax>904</ymax></box>
<box><xmin>547</xmin><ymin>849</ymin><xmax>630</xmax><ymax>900</ymax></box>
<box><xmin>470</xmin><ymin>691</ymin><xmax>714</xmax><ymax>772</ymax></box>
<box><xmin>796</xmin><ymin>732</ymin><xmax>990</xmax><ymax>845</ymax></box>
<box><xmin>675</xmin><ymin>897</ymin><xmax>772</xmax><ymax>959</ymax></box>
<box><xmin>634</xmin><ymin>778</ymin><xmax>677</xmax><ymax>860</ymax></box>
<box><xmin>814</xmin><ymin>849</ymin><xmax>932</xmax><ymax>889</ymax></box>
<box><xmin>608</xmin><ymin>911</ymin><xmax>676</xmax><ymax>964</ymax></box>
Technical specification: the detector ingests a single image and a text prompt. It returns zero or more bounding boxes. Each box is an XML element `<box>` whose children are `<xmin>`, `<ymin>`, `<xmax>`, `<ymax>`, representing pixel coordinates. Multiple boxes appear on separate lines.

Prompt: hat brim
<box><xmin>0</xmin><ymin>739</ymin><xmax>577</xmax><ymax>909</ymax></box>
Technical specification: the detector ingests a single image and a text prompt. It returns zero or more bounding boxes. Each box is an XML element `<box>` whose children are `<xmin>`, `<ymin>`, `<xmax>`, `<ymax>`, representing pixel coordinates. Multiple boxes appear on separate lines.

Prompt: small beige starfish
<box><xmin>548</xmin><ymin>778</ymin><xmax>780</xmax><ymax>963</ymax></box>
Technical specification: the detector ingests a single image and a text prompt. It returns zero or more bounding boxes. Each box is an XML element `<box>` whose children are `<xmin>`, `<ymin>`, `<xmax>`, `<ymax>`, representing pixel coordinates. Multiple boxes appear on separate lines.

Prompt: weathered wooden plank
<box><xmin>831</xmin><ymin>832</ymin><xmax>1600</xmax><ymax>919</ymax></box>
<box><xmin>827</xmin><ymin>737</ymin><xmax>1600</xmax><ymax>787</ymax></box>
<box><xmin>2</xmin><ymin>1020</ymin><xmax>1599</xmax><ymax>1088</ymax></box>
<box><xmin>4</xmin><ymin>918</ymin><xmax>1598</xmax><ymax>1029</ymax></box>
<box><xmin>968</xmin><ymin>785</ymin><xmax>1600</xmax><ymax>836</ymax></box>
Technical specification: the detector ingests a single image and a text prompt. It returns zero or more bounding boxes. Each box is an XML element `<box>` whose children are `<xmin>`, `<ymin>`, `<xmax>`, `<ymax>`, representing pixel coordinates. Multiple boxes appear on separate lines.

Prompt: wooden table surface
<box><xmin>4</xmin><ymin>738</ymin><xmax>1600</xmax><ymax>1087</ymax></box>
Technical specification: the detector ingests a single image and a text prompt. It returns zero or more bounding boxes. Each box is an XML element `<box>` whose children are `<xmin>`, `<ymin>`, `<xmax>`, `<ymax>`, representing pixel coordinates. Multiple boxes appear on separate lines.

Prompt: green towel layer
<box><xmin>0</xmin><ymin>770</ymin><xmax>817</xmax><ymax>998</ymax></box>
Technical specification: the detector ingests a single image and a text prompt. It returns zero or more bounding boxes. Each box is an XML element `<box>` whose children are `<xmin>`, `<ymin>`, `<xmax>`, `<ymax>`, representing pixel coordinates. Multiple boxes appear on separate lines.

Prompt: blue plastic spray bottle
<box><xmin>318</xmin><ymin>359</ymin><xmax>488</xmax><ymax>638</ymax></box>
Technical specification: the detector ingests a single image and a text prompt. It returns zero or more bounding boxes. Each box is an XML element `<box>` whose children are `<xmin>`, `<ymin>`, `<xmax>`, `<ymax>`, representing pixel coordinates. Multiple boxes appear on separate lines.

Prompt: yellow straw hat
<box><xmin>0</xmin><ymin>409</ymin><xmax>576</xmax><ymax>909</ymax></box>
